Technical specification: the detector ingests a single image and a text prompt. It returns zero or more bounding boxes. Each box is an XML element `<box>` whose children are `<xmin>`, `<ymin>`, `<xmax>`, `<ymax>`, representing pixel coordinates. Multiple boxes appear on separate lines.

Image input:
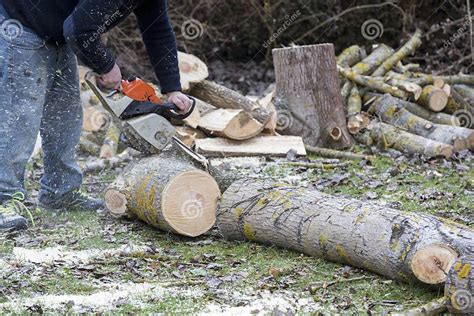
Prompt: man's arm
<box><xmin>134</xmin><ymin>0</ymin><xmax>182</xmax><ymax>94</ymax></box>
<box><xmin>63</xmin><ymin>0</ymin><xmax>125</xmax><ymax>77</ymax></box>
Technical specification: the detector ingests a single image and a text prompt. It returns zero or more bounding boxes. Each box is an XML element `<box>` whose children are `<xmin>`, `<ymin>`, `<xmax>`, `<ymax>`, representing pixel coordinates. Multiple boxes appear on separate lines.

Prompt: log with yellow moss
<box><xmin>217</xmin><ymin>178</ymin><xmax>474</xmax><ymax>286</ymax></box>
<box><xmin>373</xmin><ymin>94</ymin><xmax>474</xmax><ymax>151</ymax></box>
<box><xmin>104</xmin><ymin>152</ymin><xmax>221</xmax><ymax>237</ymax></box>
<box><xmin>358</xmin><ymin>121</ymin><xmax>454</xmax><ymax>158</ymax></box>
<box><xmin>371</xmin><ymin>29</ymin><xmax>422</xmax><ymax>77</ymax></box>
<box><xmin>445</xmin><ymin>255</ymin><xmax>473</xmax><ymax>315</ymax></box>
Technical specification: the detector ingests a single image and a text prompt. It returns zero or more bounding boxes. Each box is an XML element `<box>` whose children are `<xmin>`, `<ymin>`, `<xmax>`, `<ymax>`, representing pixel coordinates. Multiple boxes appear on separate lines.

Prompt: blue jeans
<box><xmin>0</xmin><ymin>8</ymin><xmax>83</xmax><ymax>203</ymax></box>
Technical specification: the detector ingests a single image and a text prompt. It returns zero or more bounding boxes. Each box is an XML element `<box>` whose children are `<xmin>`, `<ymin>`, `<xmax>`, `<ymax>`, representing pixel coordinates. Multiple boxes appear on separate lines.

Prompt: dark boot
<box><xmin>39</xmin><ymin>190</ymin><xmax>105</xmax><ymax>212</ymax></box>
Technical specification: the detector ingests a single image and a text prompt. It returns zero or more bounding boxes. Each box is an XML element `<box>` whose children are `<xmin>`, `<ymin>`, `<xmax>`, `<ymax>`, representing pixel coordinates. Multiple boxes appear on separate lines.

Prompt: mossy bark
<box><xmin>361</xmin><ymin>122</ymin><xmax>454</xmax><ymax>158</ymax></box>
<box><xmin>373</xmin><ymin>94</ymin><xmax>474</xmax><ymax>151</ymax></box>
<box><xmin>371</xmin><ymin>29</ymin><xmax>422</xmax><ymax>77</ymax></box>
<box><xmin>363</xmin><ymin>92</ymin><xmax>459</xmax><ymax>126</ymax></box>
<box><xmin>339</xmin><ymin>66</ymin><xmax>409</xmax><ymax>100</ymax></box>
<box><xmin>336</xmin><ymin>45</ymin><xmax>365</xmax><ymax>67</ymax></box>
<box><xmin>445</xmin><ymin>256</ymin><xmax>473</xmax><ymax>315</ymax></box>
<box><xmin>105</xmin><ymin>151</ymin><xmax>220</xmax><ymax>237</ymax></box>
<box><xmin>189</xmin><ymin>80</ymin><xmax>272</xmax><ymax>124</ymax></box>
<box><xmin>217</xmin><ymin>179</ymin><xmax>473</xmax><ymax>285</ymax></box>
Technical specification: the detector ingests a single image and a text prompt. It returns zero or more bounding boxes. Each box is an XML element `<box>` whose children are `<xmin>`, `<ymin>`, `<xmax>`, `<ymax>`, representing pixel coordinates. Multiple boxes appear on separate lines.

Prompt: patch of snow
<box><xmin>203</xmin><ymin>290</ymin><xmax>321</xmax><ymax>315</ymax></box>
<box><xmin>11</xmin><ymin>244</ymin><xmax>149</xmax><ymax>264</ymax></box>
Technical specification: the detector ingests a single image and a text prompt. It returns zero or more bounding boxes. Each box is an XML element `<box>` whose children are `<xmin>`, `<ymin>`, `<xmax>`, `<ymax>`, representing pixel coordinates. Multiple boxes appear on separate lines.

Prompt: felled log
<box><xmin>384</xmin><ymin>77</ymin><xmax>423</xmax><ymax>100</ymax></box>
<box><xmin>445</xmin><ymin>256</ymin><xmax>473</xmax><ymax>314</ymax></box>
<box><xmin>371</xmin><ymin>29</ymin><xmax>422</xmax><ymax>77</ymax></box>
<box><xmin>99</xmin><ymin>123</ymin><xmax>121</xmax><ymax>159</ymax></box>
<box><xmin>217</xmin><ymin>178</ymin><xmax>473</xmax><ymax>285</ymax></box>
<box><xmin>178</xmin><ymin>51</ymin><xmax>209</xmax><ymax>92</ymax></box>
<box><xmin>105</xmin><ymin>152</ymin><xmax>220</xmax><ymax>237</ymax></box>
<box><xmin>352</xmin><ymin>44</ymin><xmax>394</xmax><ymax>76</ymax></box>
<box><xmin>189</xmin><ymin>80</ymin><xmax>272</xmax><ymax>124</ymax></box>
<box><xmin>454</xmin><ymin>84</ymin><xmax>474</xmax><ymax>106</ymax></box>
<box><xmin>339</xmin><ymin>66</ymin><xmax>409</xmax><ymax>99</ymax></box>
<box><xmin>336</xmin><ymin>45</ymin><xmax>365</xmax><ymax>67</ymax></box>
<box><xmin>445</xmin><ymin>88</ymin><xmax>474</xmax><ymax>118</ymax></box>
<box><xmin>340</xmin><ymin>44</ymin><xmax>395</xmax><ymax>100</ymax></box>
<box><xmin>418</xmin><ymin>85</ymin><xmax>448</xmax><ymax>112</ymax></box>
<box><xmin>359</xmin><ymin>122</ymin><xmax>454</xmax><ymax>158</ymax></box>
<box><xmin>363</xmin><ymin>92</ymin><xmax>459</xmax><ymax>126</ymax></box>
<box><xmin>198</xmin><ymin>109</ymin><xmax>263</xmax><ymax>140</ymax></box>
<box><xmin>373</xmin><ymin>94</ymin><xmax>474</xmax><ymax>151</ymax></box>
<box><xmin>273</xmin><ymin>44</ymin><xmax>352</xmax><ymax>149</ymax></box>
<box><xmin>393</xmin><ymin>62</ymin><xmax>421</xmax><ymax>73</ymax></box>
<box><xmin>411</xmin><ymin>74</ymin><xmax>474</xmax><ymax>86</ymax></box>
<box><xmin>347</xmin><ymin>86</ymin><xmax>364</xmax><ymax>134</ymax></box>
<box><xmin>195</xmin><ymin>135</ymin><xmax>306</xmax><ymax>157</ymax></box>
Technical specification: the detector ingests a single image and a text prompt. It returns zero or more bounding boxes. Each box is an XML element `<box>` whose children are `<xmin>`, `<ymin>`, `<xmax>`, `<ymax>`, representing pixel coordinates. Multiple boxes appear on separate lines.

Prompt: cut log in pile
<box><xmin>335</xmin><ymin>30</ymin><xmax>474</xmax><ymax>158</ymax></box>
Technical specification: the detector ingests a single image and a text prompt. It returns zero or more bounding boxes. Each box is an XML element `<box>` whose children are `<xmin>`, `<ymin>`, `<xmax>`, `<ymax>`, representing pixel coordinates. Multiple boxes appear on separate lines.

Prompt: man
<box><xmin>0</xmin><ymin>0</ymin><xmax>192</xmax><ymax>232</ymax></box>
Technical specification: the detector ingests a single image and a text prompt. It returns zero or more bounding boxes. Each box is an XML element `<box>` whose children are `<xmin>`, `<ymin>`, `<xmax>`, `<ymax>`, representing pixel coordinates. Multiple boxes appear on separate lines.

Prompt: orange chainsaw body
<box><xmin>121</xmin><ymin>77</ymin><xmax>162</xmax><ymax>104</ymax></box>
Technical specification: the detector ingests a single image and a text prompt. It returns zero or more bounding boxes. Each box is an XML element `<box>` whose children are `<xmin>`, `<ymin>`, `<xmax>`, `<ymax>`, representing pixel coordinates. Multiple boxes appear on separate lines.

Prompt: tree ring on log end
<box><xmin>105</xmin><ymin>189</ymin><xmax>128</xmax><ymax>217</ymax></box>
<box><xmin>411</xmin><ymin>243</ymin><xmax>458</xmax><ymax>284</ymax></box>
<box><xmin>161</xmin><ymin>170</ymin><xmax>220</xmax><ymax>237</ymax></box>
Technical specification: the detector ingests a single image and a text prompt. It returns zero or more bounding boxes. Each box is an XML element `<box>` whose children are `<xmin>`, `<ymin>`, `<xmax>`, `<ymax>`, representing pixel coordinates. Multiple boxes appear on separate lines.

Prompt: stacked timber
<box><xmin>334</xmin><ymin>30</ymin><xmax>474</xmax><ymax>157</ymax></box>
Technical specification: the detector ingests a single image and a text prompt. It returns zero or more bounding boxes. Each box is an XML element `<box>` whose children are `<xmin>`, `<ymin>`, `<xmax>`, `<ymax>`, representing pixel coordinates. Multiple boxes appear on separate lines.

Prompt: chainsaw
<box><xmin>85</xmin><ymin>72</ymin><xmax>208</xmax><ymax>167</ymax></box>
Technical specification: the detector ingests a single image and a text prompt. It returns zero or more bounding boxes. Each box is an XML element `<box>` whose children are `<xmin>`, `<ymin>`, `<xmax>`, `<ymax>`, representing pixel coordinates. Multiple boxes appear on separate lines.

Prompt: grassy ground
<box><xmin>0</xmin><ymin>150</ymin><xmax>472</xmax><ymax>314</ymax></box>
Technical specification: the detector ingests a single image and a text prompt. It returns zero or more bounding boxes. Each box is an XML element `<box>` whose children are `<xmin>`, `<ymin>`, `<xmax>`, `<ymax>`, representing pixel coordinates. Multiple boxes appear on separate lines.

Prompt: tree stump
<box><xmin>272</xmin><ymin>44</ymin><xmax>353</xmax><ymax>149</ymax></box>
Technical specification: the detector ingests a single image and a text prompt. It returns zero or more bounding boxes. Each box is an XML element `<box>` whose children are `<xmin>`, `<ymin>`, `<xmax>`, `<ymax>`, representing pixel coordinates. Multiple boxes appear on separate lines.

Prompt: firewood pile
<box><xmin>336</xmin><ymin>29</ymin><xmax>474</xmax><ymax>158</ymax></box>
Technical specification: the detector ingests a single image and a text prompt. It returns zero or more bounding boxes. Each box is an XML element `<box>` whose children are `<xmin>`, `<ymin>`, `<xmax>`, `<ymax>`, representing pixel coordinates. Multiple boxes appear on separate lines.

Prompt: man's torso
<box><xmin>0</xmin><ymin>0</ymin><xmax>140</xmax><ymax>44</ymax></box>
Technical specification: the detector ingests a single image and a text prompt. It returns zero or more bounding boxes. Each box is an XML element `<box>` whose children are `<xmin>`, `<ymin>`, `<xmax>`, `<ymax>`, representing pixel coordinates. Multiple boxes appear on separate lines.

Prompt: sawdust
<box><xmin>10</xmin><ymin>244</ymin><xmax>149</xmax><ymax>265</ymax></box>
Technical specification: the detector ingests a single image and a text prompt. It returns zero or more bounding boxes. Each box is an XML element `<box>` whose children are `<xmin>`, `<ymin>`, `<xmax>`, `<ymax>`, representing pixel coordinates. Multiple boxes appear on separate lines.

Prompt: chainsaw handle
<box><xmin>162</xmin><ymin>97</ymin><xmax>196</xmax><ymax>120</ymax></box>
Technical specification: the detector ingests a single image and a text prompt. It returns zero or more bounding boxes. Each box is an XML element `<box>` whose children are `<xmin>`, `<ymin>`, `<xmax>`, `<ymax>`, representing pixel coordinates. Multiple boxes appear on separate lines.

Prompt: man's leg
<box><xmin>0</xmin><ymin>19</ymin><xmax>52</xmax><ymax>230</ymax></box>
<box><xmin>38</xmin><ymin>46</ymin><xmax>103</xmax><ymax>211</ymax></box>
<box><xmin>0</xmin><ymin>36</ymin><xmax>51</xmax><ymax>199</ymax></box>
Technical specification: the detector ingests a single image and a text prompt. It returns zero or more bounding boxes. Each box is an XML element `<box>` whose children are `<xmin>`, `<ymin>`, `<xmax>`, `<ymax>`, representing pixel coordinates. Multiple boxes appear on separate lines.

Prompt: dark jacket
<box><xmin>0</xmin><ymin>0</ymin><xmax>181</xmax><ymax>93</ymax></box>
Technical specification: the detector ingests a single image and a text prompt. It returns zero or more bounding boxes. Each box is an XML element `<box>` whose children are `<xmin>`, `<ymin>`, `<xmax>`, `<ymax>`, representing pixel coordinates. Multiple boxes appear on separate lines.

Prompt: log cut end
<box><xmin>410</xmin><ymin>243</ymin><xmax>458</xmax><ymax>284</ymax></box>
<box><xmin>105</xmin><ymin>189</ymin><xmax>128</xmax><ymax>217</ymax></box>
<box><xmin>161</xmin><ymin>170</ymin><xmax>221</xmax><ymax>237</ymax></box>
<box><xmin>178</xmin><ymin>52</ymin><xmax>209</xmax><ymax>92</ymax></box>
